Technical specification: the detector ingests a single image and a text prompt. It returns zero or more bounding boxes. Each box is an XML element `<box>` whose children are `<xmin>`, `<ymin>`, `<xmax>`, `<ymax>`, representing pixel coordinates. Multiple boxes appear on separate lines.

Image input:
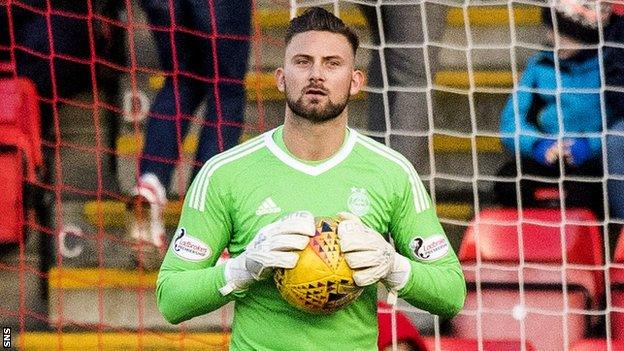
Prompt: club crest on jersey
<box><xmin>172</xmin><ymin>228</ymin><xmax>211</xmax><ymax>261</ymax></box>
<box><xmin>409</xmin><ymin>235</ymin><xmax>449</xmax><ymax>261</ymax></box>
<box><xmin>347</xmin><ymin>187</ymin><xmax>371</xmax><ymax>216</ymax></box>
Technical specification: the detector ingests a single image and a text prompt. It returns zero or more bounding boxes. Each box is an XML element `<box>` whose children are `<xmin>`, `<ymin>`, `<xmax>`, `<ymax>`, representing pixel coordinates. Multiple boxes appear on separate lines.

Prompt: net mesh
<box><xmin>1</xmin><ymin>0</ymin><xmax>624</xmax><ymax>350</ymax></box>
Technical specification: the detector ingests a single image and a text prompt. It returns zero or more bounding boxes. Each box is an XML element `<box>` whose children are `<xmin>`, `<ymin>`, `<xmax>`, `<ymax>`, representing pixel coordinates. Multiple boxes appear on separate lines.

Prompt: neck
<box><xmin>282</xmin><ymin>109</ymin><xmax>348</xmax><ymax>161</ymax></box>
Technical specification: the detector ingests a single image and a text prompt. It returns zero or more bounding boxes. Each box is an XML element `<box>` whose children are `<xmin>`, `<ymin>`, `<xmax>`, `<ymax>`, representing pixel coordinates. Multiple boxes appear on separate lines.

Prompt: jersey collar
<box><xmin>264</xmin><ymin>126</ymin><xmax>358</xmax><ymax>176</ymax></box>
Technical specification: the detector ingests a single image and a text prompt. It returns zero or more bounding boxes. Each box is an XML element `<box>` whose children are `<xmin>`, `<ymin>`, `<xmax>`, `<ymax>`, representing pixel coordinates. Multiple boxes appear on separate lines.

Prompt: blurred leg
<box><xmin>608</xmin><ymin>119</ymin><xmax>624</xmax><ymax>220</ymax></box>
<box><xmin>139</xmin><ymin>0</ymin><xmax>205</xmax><ymax>189</ymax></box>
<box><xmin>360</xmin><ymin>3</ymin><xmax>445</xmax><ymax>175</ymax></box>
<box><xmin>360</xmin><ymin>4</ymin><xmax>384</xmax><ymax>133</ymax></box>
<box><xmin>189</xmin><ymin>0</ymin><xmax>251</xmax><ymax>178</ymax></box>
<box><xmin>605</xmin><ymin>15</ymin><xmax>624</xmax><ymax>123</ymax></box>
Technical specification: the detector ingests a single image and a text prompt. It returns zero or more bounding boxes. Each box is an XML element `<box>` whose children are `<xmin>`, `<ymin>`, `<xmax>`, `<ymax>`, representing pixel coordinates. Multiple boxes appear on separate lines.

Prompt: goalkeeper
<box><xmin>156</xmin><ymin>7</ymin><xmax>465</xmax><ymax>350</ymax></box>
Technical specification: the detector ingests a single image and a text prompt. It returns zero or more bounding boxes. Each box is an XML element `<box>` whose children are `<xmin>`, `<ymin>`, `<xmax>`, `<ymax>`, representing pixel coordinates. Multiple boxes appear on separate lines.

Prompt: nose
<box><xmin>309</xmin><ymin>62</ymin><xmax>325</xmax><ymax>82</ymax></box>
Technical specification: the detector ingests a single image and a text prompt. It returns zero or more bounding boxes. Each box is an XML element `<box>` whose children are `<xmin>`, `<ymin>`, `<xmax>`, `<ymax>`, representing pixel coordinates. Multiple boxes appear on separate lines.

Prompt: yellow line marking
<box><xmin>433</xmin><ymin>134</ymin><xmax>502</xmax><ymax>153</ymax></box>
<box><xmin>434</xmin><ymin>70</ymin><xmax>514</xmax><ymax>88</ymax></box>
<box><xmin>83</xmin><ymin>200</ymin><xmax>183</xmax><ymax>228</ymax></box>
<box><xmin>436</xmin><ymin>202</ymin><xmax>473</xmax><ymax>221</ymax></box>
<box><xmin>48</xmin><ymin>267</ymin><xmax>158</xmax><ymax>289</ymax></box>
<box><xmin>20</xmin><ymin>332</ymin><xmax>230</xmax><ymax>350</ymax></box>
<box><xmin>116</xmin><ymin>132</ymin><xmax>256</xmax><ymax>156</ymax></box>
<box><xmin>255</xmin><ymin>8</ymin><xmax>365</xmax><ymax>28</ymax></box>
<box><xmin>446</xmin><ymin>6</ymin><xmax>542</xmax><ymax>27</ymax></box>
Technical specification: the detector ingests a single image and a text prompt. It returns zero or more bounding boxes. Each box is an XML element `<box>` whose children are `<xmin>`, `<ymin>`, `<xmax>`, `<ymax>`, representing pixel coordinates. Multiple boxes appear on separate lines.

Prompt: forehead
<box><xmin>285</xmin><ymin>31</ymin><xmax>354</xmax><ymax>59</ymax></box>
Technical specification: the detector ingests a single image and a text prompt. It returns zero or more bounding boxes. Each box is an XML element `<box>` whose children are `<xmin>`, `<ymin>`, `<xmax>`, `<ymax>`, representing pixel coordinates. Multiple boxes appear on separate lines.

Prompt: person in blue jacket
<box><xmin>494</xmin><ymin>2</ymin><xmax>612</xmax><ymax>217</ymax></box>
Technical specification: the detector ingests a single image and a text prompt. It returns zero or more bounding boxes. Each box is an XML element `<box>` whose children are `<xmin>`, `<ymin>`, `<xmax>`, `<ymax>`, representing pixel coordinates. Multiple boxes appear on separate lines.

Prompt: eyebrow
<box><xmin>291</xmin><ymin>54</ymin><xmax>345</xmax><ymax>61</ymax></box>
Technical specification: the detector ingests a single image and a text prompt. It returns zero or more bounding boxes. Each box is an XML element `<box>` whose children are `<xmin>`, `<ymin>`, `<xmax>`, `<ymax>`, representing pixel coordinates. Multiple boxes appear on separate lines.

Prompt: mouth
<box><xmin>304</xmin><ymin>88</ymin><xmax>327</xmax><ymax>97</ymax></box>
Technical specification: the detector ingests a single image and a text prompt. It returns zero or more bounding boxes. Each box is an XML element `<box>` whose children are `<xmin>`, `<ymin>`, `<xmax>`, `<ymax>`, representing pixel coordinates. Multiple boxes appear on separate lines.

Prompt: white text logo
<box><xmin>256</xmin><ymin>197</ymin><xmax>282</xmax><ymax>216</ymax></box>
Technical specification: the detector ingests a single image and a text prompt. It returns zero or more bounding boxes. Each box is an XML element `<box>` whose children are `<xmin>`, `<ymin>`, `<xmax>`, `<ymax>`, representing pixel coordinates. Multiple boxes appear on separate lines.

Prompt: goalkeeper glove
<box><xmin>337</xmin><ymin>212</ymin><xmax>411</xmax><ymax>291</ymax></box>
<box><xmin>219</xmin><ymin>211</ymin><xmax>316</xmax><ymax>295</ymax></box>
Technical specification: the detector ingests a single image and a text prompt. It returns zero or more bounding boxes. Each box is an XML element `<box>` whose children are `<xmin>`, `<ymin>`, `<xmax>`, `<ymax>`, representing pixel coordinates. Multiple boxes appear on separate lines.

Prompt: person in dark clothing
<box><xmin>605</xmin><ymin>5</ymin><xmax>624</xmax><ymax>221</ymax></box>
<box><xmin>0</xmin><ymin>1</ymin><xmax>124</xmax><ymax>183</ymax></box>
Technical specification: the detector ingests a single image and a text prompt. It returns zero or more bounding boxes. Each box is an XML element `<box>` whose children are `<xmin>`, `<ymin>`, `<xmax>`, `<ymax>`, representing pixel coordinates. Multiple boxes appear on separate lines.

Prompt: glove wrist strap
<box><xmin>220</xmin><ymin>255</ymin><xmax>254</xmax><ymax>296</ymax></box>
<box><xmin>383</xmin><ymin>253</ymin><xmax>411</xmax><ymax>292</ymax></box>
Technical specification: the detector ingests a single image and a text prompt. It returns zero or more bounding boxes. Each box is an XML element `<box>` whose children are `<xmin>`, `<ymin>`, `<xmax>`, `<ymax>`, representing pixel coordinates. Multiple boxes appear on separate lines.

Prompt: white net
<box><xmin>3</xmin><ymin>0</ymin><xmax>623</xmax><ymax>349</ymax></box>
<box><xmin>288</xmin><ymin>1</ymin><xmax>624</xmax><ymax>350</ymax></box>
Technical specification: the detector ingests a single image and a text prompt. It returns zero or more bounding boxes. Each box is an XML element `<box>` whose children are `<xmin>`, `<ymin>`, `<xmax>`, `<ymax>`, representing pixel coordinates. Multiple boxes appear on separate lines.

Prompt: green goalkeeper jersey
<box><xmin>157</xmin><ymin>126</ymin><xmax>466</xmax><ymax>351</ymax></box>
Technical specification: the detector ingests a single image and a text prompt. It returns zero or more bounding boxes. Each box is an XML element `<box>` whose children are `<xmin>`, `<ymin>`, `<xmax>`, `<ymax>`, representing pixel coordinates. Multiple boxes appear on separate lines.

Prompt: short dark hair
<box><xmin>285</xmin><ymin>7</ymin><xmax>359</xmax><ymax>56</ymax></box>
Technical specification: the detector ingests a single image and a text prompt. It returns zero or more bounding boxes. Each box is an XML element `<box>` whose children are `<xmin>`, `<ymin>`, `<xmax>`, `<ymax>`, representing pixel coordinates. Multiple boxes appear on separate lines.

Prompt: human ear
<box><xmin>275</xmin><ymin>67</ymin><xmax>285</xmax><ymax>93</ymax></box>
<box><xmin>349</xmin><ymin>69</ymin><xmax>365</xmax><ymax>96</ymax></box>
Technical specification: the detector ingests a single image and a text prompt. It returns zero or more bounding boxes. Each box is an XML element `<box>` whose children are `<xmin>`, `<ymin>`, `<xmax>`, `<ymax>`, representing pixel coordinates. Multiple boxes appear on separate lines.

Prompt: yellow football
<box><xmin>274</xmin><ymin>217</ymin><xmax>363</xmax><ymax>314</ymax></box>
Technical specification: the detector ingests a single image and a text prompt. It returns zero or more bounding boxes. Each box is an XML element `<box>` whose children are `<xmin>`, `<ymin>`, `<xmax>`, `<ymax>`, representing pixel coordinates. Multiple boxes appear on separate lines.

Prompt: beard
<box><xmin>285</xmin><ymin>84</ymin><xmax>349</xmax><ymax>124</ymax></box>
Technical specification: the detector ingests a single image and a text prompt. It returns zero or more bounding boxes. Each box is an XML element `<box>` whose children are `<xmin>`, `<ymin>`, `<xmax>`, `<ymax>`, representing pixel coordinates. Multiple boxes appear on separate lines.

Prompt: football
<box><xmin>274</xmin><ymin>217</ymin><xmax>363</xmax><ymax>314</ymax></box>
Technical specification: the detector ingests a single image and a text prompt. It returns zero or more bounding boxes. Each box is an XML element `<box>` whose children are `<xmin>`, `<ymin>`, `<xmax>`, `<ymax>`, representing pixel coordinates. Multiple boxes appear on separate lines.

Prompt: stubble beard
<box><xmin>285</xmin><ymin>84</ymin><xmax>350</xmax><ymax>124</ymax></box>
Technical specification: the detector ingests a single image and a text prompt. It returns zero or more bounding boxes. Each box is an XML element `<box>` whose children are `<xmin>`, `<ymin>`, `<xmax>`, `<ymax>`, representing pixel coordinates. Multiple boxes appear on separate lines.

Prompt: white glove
<box><xmin>219</xmin><ymin>211</ymin><xmax>316</xmax><ymax>295</ymax></box>
<box><xmin>337</xmin><ymin>212</ymin><xmax>411</xmax><ymax>290</ymax></box>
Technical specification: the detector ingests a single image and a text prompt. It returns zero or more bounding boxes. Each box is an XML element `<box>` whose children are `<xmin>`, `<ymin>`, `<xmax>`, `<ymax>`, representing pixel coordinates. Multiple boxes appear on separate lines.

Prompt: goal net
<box><xmin>1</xmin><ymin>0</ymin><xmax>623</xmax><ymax>350</ymax></box>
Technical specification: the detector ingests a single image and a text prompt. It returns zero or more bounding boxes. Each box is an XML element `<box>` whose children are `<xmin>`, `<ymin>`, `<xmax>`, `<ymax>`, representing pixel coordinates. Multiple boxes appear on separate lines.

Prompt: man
<box><xmin>156</xmin><ymin>7</ymin><xmax>465</xmax><ymax>350</ymax></box>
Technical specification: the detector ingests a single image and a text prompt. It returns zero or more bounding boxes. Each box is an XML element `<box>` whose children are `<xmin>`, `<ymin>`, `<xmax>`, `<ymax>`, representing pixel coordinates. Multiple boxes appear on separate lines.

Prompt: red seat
<box><xmin>454</xmin><ymin>208</ymin><xmax>604</xmax><ymax>351</ymax></box>
<box><xmin>570</xmin><ymin>338</ymin><xmax>624</xmax><ymax>351</ymax></box>
<box><xmin>611</xmin><ymin>230</ymin><xmax>624</xmax><ymax>340</ymax></box>
<box><xmin>422</xmin><ymin>337</ymin><xmax>535</xmax><ymax>351</ymax></box>
<box><xmin>377</xmin><ymin>302</ymin><xmax>427</xmax><ymax>351</ymax></box>
<box><xmin>0</xmin><ymin>77</ymin><xmax>42</xmax><ymax>180</ymax></box>
<box><xmin>0</xmin><ymin>76</ymin><xmax>41</xmax><ymax>244</ymax></box>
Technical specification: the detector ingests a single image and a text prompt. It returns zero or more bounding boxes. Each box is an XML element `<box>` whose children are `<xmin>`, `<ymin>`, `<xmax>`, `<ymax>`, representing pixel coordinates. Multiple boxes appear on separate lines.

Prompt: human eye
<box><xmin>328</xmin><ymin>59</ymin><xmax>341</xmax><ymax>67</ymax></box>
<box><xmin>294</xmin><ymin>57</ymin><xmax>310</xmax><ymax>65</ymax></box>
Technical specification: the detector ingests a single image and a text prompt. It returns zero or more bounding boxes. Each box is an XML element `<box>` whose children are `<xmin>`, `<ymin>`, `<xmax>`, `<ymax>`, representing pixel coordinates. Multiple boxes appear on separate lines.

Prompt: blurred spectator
<box><xmin>12</xmin><ymin>1</ymin><xmax>92</xmax><ymax>133</ymax></box>
<box><xmin>129</xmin><ymin>0</ymin><xmax>251</xmax><ymax>258</ymax></box>
<box><xmin>606</xmin><ymin>4</ymin><xmax>624</xmax><ymax>221</ymax></box>
<box><xmin>377</xmin><ymin>302</ymin><xmax>428</xmax><ymax>351</ymax></box>
<box><xmin>359</xmin><ymin>3</ymin><xmax>445</xmax><ymax>175</ymax></box>
<box><xmin>494</xmin><ymin>2</ymin><xmax>611</xmax><ymax>217</ymax></box>
<box><xmin>0</xmin><ymin>1</ymin><xmax>123</xmax><ymax>182</ymax></box>
<box><xmin>0</xmin><ymin>1</ymin><xmax>123</xmax><ymax>286</ymax></box>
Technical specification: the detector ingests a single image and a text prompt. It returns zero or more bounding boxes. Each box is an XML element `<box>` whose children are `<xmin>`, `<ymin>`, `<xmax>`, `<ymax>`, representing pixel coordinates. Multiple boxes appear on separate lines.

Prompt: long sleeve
<box><xmin>157</xmin><ymin>263</ymin><xmax>232</xmax><ymax>324</ymax></box>
<box><xmin>500</xmin><ymin>57</ymin><xmax>542</xmax><ymax>157</ymax></box>
<box><xmin>156</xmin><ymin>168</ymin><xmax>234</xmax><ymax>324</ymax></box>
<box><xmin>388</xmin><ymin>164</ymin><xmax>466</xmax><ymax>320</ymax></box>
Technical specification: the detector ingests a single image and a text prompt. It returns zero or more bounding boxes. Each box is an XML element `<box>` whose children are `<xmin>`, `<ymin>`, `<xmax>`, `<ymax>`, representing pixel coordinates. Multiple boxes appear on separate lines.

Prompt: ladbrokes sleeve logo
<box><xmin>409</xmin><ymin>235</ymin><xmax>449</xmax><ymax>261</ymax></box>
<box><xmin>172</xmin><ymin>228</ymin><xmax>212</xmax><ymax>261</ymax></box>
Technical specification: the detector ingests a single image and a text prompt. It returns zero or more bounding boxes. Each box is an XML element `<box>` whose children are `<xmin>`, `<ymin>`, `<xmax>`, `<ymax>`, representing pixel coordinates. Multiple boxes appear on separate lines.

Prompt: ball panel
<box><xmin>310</xmin><ymin>218</ymin><xmax>341</xmax><ymax>271</ymax></box>
<box><xmin>274</xmin><ymin>217</ymin><xmax>364</xmax><ymax>314</ymax></box>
